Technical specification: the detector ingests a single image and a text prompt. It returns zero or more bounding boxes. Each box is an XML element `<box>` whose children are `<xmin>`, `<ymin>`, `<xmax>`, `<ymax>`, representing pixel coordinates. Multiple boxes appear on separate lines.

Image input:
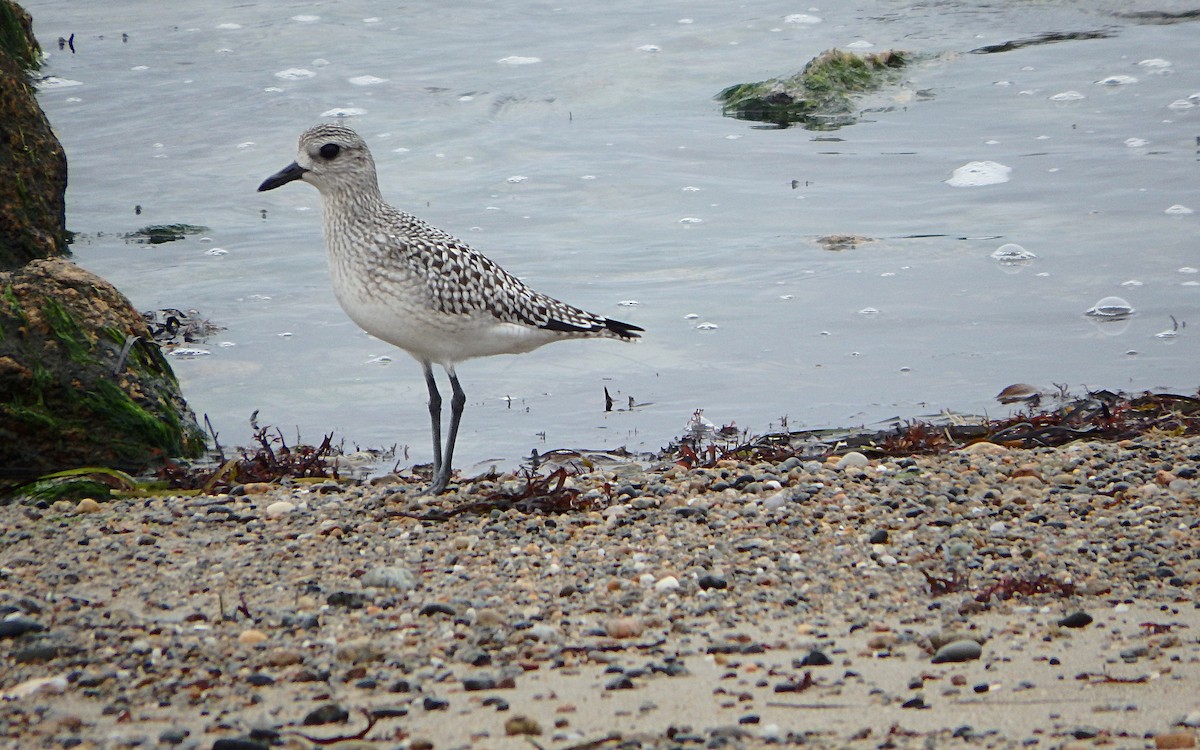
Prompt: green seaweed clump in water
<box><xmin>717</xmin><ymin>49</ymin><xmax>910</xmax><ymax>129</ymax></box>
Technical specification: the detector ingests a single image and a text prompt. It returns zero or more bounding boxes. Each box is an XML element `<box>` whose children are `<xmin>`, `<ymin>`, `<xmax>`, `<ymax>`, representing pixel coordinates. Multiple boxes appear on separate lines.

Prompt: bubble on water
<box><xmin>205</xmin><ymin>248</ymin><xmax>228</xmax><ymax>256</ymax></box>
<box><xmin>1167</xmin><ymin>99</ymin><xmax>1195</xmax><ymax>111</ymax></box>
<box><xmin>275</xmin><ymin>68</ymin><xmax>315</xmax><ymax>80</ymax></box>
<box><xmin>858</xmin><ymin>307</ymin><xmax>880</xmax><ymax>316</ymax></box>
<box><xmin>366</xmin><ymin>355</ymin><xmax>393</xmax><ymax>364</ymax></box>
<box><xmin>694</xmin><ymin>322</ymin><xmax>719</xmax><ymax>330</ymax></box>
<box><xmin>1138</xmin><ymin>58</ymin><xmax>1171</xmax><ymax>69</ymax></box>
<box><xmin>348</xmin><ymin>75</ymin><xmax>387</xmax><ymax>86</ymax></box>
<box><xmin>990</xmin><ymin>243</ymin><xmax>1037</xmax><ymax>265</ymax></box>
<box><xmin>847</xmin><ymin>40</ymin><xmax>874</xmax><ymax>49</ymax></box>
<box><xmin>618</xmin><ymin>300</ymin><xmax>639</xmax><ymax>306</ymax></box>
<box><xmin>506</xmin><ymin>175</ymin><xmax>527</xmax><ymax>183</ymax></box>
<box><xmin>1121</xmin><ymin>279</ymin><xmax>1143</xmax><ymax>287</ymax></box>
<box><xmin>1084</xmin><ymin>296</ymin><xmax>1134</xmax><ymax>320</ymax></box>
<box><xmin>498</xmin><ymin>56</ymin><xmax>541</xmax><ymax>65</ymax></box>
<box><xmin>321</xmin><ymin>107</ymin><xmax>367</xmax><ymax>118</ymax></box>
<box><xmin>683</xmin><ymin>313</ymin><xmax>699</xmax><ymax>320</ymax></box>
<box><xmin>219</xmin><ymin>342</ymin><xmax>236</xmax><ymax>348</ymax></box>
<box><xmin>35</xmin><ymin>76</ymin><xmax>82</xmax><ymax>90</ymax></box>
<box><xmin>1165</xmin><ymin>205</ymin><xmax>1194</xmax><ymax>215</ymax></box>
<box><xmin>1179</xmin><ymin>267</ymin><xmax>1199</xmax><ymax>274</ymax></box>
<box><xmin>580</xmin><ymin>175</ymin><xmax>596</xmax><ymax>180</ymax></box>
<box><xmin>312</xmin><ymin>58</ymin><xmax>330</xmax><ymax>67</ymax></box>
<box><xmin>1124</xmin><ymin>137</ymin><xmax>1149</xmax><ymax>148</ymax></box>
<box><xmin>291</xmin><ymin>15</ymin><xmax>320</xmax><ymax>22</ymax></box>
<box><xmin>638</xmin><ymin>45</ymin><xmax>661</xmax><ymax>53</ymax></box>
<box><xmin>131</xmin><ymin>65</ymin><xmax>149</xmax><ymax>71</ymax></box>
<box><xmin>1049</xmin><ymin>90</ymin><xmax>1085</xmax><ymax>101</ymax></box>
<box><xmin>784</xmin><ymin>13</ymin><xmax>821</xmax><ymax>24</ymax></box>
<box><xmin>678</xmin><ymin>18</ymin><xmax>693</xmax><ymax>24</ymax></box>
<box><xmin>779</xmin><ymin>294</ymin><xmax>794</xmax><ymax>300</ymax></box>
<box><xmin>678</xmin><ymin>217</ymin><xmax>703</xmax><ymax>224</ymax></box>
<box><xmin>216</xmin><ymin>22</ymin><xmax>242</xmax><ymax>30</ymax></box>
<box><xmin>1096</xmin><ymin>75</ymin><xmax>1137</xmax><ymax>86</ymax></box>
<box><xmin>363</xmin><ymin>17</ymin><xmax>382</xmax><ymax>23</ymax></box>
<box><xmin>994</xmin><ymin>80</ymin><xmax>1013</xmax><ymax>87</ymax></box>
<box><xmin>946</xmin><ymin>161</ymin><xmax>1012</xmax><ymax>187</ymax></box>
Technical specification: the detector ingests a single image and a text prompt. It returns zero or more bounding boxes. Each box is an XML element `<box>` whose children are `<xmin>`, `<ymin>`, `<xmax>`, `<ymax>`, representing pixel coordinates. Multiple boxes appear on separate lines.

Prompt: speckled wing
<box><xmin>386</xmin><ymin>209</ymin><xmax>641</xmax><ymax>339</ymax></box>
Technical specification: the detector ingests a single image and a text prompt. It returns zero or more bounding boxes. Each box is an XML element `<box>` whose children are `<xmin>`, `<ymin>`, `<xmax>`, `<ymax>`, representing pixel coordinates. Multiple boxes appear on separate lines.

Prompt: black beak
<box><xmin>258</xmin><ymin>161</ymin><xmax>308</xmax><ymax>192</ymax></box>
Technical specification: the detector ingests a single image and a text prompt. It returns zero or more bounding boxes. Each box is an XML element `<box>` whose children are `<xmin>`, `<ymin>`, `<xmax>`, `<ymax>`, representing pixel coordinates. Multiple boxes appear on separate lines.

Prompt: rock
<box><xmin>1057</xmin><ymin>611</ymin><xmax>1093</xmax><ymax>628</ymax></box>
<box><xmin>835</xmin><ymin>452</ymin><xmax>870</xmax><ymax>470</ymax></box>
<box><xmin>604</xmin><ymin>616</ymin><xmax>645</xmax><ymax>639</ymax></box>
<box><xmin>302</xmin><ymin>702</ymin><xmax>349</xmax><ymax>725</ymax></box>
<box><xmin>0</xmin><ymin>2</ymin><xmax>67</xmax><ymax>270</ymax></box>
<box><xmin>3</xmin><ymin>673</ymin><xmax>68</xmax><ymax>699</ymax></box>
<box><xmin>264</xmin><ymin>501</ymin><xmax>295</xmax><ymax>518</ymax></box>
<box><xmin>0</xmin><ymin>617</ymin><xmax>44</xmax><ymax>638</ymax></box>
<box><xmin>717</xmin><ymin>49</ymin><xmax>910</xmax><ymax>129</ymax></box>
<box><xmin>504</xmin><ymin>715</ymin><xmax>542</xmax><ymax>736</ymax></box>
<box><xmin>931</xmin><ymin>639</ymin><xmax>983</xmax><ymax>663</ymax></box>
<box><xmin>1154</xmin><ymin>732</ymin><xmax>1196</xmax><ymax>749</ymax></box>
<box><xmin>74</xmin><ymin>498</ymin><xmax>101</xmax><ymax>513</ymax></box>
<box><xmin>361</xmin><ymin>565</ymin><xmax>416</xmax><ymax>591</ymax></box>
<box><xmin>0</xmin><ymin>259</ymin><xmax>204</xmax><ymax>477</ymax></box>
<box><xmin>237</xmin><ymin>629</ymin><xmax>268</xmax><ymax>645</ymax></box>
<box><xmin>698</xmin><ymin>574</ymin><xmax>728</xmax><ymax>590</ymax></box>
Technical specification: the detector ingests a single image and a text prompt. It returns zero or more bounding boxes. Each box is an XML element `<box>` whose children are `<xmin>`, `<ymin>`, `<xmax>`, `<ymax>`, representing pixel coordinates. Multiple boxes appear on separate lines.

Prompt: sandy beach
<box><xmin>2</xmin><ymin>434</ymin><xmax>1198</xmax><ymax>749</ymax></box>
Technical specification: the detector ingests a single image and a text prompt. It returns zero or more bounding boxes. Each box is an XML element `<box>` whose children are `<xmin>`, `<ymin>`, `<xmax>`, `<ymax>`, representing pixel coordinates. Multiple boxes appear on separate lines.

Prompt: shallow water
<box><xmin>26</xmin><ymin>0</ymin><xmax>1200</xmax><ymax>472</ymax></box>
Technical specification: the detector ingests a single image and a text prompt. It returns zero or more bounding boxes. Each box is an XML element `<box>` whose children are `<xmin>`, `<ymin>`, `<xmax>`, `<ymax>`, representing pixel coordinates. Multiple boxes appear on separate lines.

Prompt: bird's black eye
<box><xmin>319</xmin><ymin>143</ymin><xmax>340</xmax><ymax>160</ymax></box>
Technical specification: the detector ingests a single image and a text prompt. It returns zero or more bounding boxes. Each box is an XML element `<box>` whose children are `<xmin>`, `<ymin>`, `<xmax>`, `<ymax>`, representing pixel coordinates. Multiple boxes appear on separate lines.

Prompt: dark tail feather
<box><xmin>604</xmin><ymin>318</ymin><xmax>643</xmax><ymax>340</ymax></box>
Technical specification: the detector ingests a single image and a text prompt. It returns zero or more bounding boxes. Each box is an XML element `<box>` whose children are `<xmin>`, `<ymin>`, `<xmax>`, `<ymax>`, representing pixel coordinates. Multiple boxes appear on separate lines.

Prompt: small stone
<box><xmin>419</xmin><ymin>603</ymin><xmax>456</xmax><ymax>617</ymax></box>
<box><xmin>654</xmin><ymin>575</ymin><xmax>680</xmax><ymax>592</ymax></box>
<box><xmin>698</xmin><ymin>574</ymin><xmax>728</xmax><ymax>590</ymax></box>
<box><xmin>241</xmin><ymin>482</ymin><xmax>274</xmax><ymax>495</ymax></box>
<box><xmin>423</xmin><ymin>696</ymin><xmax>449</xmax><ymax>711</ymax></box>
<box><xmin>605</xmin><ymin>676</ymin><xmax>635</xmax><ymax>690</ymax></box>
<box><xmin>835</xmin><ymin>452</ymin><xmax>869</xmax><ymax>469</ymax></box>
<box><xmin>1057</xmin><ymin>611</ymin><xmax>1093</xmax><ymax>629</ymax></box>
<box><xmin>361</xmin><ymin>565</ymin><xmax>416</xmax><ymax>591</ymax></box>
<box><xmin>326</xmin><ymin>591</ymin><xmax>368</xmax><ymax>609</ymax></box>
<box><xmin>505</xmin><ymin>715</ymin><xmax>543</xmax><ymax>736</ymax></box>
<box><xmin>264</xmin><ymin>501</ymin><xmax>295</xmax><ymax>518</ymax></box>
<box><xmin>75</xmin><ymin>498</ymin><xmax>101</xmax><ymax>513</ymax></box>
<box><xmin>1154</xmin><ymin>733</ymin><xmax>1197</xmax><ymax>750</ymax></box>
<box><xmin>868</xmin><ymin>529</ymin><xmax>889</xmax><ymax>544</ymax></box>
<box><xmin>462</xmin><ymin>676</ymin><xmax>496</xmax><ymax>691</ymax></box>
<box><xmin>0</xmin><ymin>618</ymin><xmax>45</xmax><ymax>639</ymax></box>
<box><xmin>303</xmin><ymin>703</ymin><xmax>349</xmax><ymax>725</ymax></box>
<box><xmin>237</xmin><ymin>628</ymin><xmax>269</xmax><ymax>645</ymax></box>
<box><xmin>795</xmin><ymin>649</ymin><xmax>832</xmax><ymax>667</ymax></box>
<box><xmin>604</xmin><ymin>616</ymin><xmax>645</xmax><ymax>639</ymax></box>
<box><xmin>931</xmin><ymin>639</ymin><xmax>982</xmax><ymax>664</ymax></box>
<box><xmin>959</xmin><ymin>441</ymin><xmax>1008</xmax><ymax>455</ymax></box>
<box><xmin>158</xmin><ymin>728</ymin><xmax>189</xmax><ymax>745</ymax></box>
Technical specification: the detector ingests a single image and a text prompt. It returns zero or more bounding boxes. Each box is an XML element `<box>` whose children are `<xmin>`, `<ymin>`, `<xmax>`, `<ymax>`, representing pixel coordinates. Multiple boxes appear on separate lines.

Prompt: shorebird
<box><xmin>258</xmin><ymin>123</ymin><xmax>643</xmax><ymax>494</ymax></box>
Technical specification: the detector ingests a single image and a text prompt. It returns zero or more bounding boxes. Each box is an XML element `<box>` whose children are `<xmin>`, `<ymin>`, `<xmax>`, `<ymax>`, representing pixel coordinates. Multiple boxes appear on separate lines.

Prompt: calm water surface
<box><xmin>25</xmin><ymin>0</ymin><xmax>1200</xmax><ymax>471</ymax></box>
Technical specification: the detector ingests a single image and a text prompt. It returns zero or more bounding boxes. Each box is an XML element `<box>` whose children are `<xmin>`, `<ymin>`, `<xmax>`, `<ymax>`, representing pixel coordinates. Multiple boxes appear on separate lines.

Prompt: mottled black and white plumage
<box><xmin>258</xmin><ymin>123</ymin><xmax>642</xmax><ymax>494</ymax></box>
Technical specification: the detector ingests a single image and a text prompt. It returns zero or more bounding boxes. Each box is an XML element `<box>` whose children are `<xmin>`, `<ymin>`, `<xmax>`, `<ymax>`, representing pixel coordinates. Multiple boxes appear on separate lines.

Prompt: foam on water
<box><xmin>946</xmin><ymin>161</ymin><xmax>1012</xmax><ymax>187</ymax></box>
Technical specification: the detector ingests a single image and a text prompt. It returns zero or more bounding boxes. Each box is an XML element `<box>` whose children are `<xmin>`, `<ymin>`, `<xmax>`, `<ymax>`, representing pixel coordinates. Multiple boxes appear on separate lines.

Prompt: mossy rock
<box><xmin>0</xmin><ymin>0</ymin><xmax>68</xmax><ymax>270</ymax></box>
<box><xmin>0</xmin><ymin>258</ymin><xmax>206</xmax><ymax>480</ymax></box>
<box><xmin>717</xmin><ymin>49</ymin><xmax>911</xmax><ymax>129</ymax></box>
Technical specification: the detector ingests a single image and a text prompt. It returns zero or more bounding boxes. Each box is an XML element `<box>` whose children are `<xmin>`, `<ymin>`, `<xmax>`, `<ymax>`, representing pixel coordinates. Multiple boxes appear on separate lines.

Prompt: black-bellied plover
<box><xmin>258</xmin><ymin>123</ymin><xmax>642</xmax><ymax>494</ymax></box>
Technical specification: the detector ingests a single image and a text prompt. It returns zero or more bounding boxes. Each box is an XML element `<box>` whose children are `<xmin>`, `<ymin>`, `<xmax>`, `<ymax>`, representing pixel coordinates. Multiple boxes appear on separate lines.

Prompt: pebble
<box><xmin>835</xmin><ymin>451</ymin><xmax>870</xmax><ymax>469</ymax></box>
<box><xmin>264</xmin><ymin>500</ymin><xmax>295</xmax><ymax>517</ymax></box>
<box><xmin>504</xmin><ymin>715</ymin><xmax>542</xmax><ymax>736</ymax></box>
<box><xmin>361</xmin><ymin>565</ymin><xmax>417</xmax><ymax>591</ymax></box>
<box><xmin>931</xmin><ymin>639</ymin><xmax>983</xmax><ymax>664</ymax></box>
<box><xmin>74</xmin><ymin>498</ymin><xmax>101</xmax><ymax>513</ymax></box>
<box><xmin>4</xmin><ymin>433</ymin><xmax>1200</xmax><ymax>749</ymax></box>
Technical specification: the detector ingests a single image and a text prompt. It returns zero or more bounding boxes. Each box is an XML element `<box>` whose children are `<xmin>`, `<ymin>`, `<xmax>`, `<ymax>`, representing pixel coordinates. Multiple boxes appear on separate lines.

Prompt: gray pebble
<box><xmin>931</xmin><ymin>639</ymin><xmax>982</xmax><ymax>663</ymax></box>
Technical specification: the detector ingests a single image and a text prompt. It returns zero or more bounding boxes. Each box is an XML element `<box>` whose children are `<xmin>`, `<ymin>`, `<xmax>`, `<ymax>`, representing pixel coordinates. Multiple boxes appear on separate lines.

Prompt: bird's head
<box><xmin>258</xmin><ymin>123</ymin><xmax>377</xmax><ymax>195</ymax></box>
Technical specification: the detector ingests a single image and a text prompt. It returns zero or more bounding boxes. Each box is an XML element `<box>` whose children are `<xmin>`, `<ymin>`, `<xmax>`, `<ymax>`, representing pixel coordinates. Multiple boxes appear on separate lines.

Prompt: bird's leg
<box><xmin>421</xmin><ymin>362</ymin><xmax>444</xmax><ymax>480</ymax></box>
<box><xmin>428</xmin><ymin>367</ymin><xmax>466</xmax><ymax>495</ymax></box>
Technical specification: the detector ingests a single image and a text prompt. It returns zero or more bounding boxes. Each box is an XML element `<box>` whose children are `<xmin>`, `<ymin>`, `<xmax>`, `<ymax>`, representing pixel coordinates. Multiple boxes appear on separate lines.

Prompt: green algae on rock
<box><xmin>717</xmin><ymin>49</ymin><xmax>911</xmax><ymax>129</ymax></box>
<box><xmin>0</xmin><ymin>258</ymin><xmax>205</xmax><ymax>480</ymax></box>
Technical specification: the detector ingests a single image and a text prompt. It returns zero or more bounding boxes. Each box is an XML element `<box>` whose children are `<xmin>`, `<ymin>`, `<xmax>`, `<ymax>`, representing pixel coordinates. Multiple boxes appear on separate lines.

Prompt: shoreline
<box><xmin>2</xmin><ymin>433</ymin><xmax>1198</xmax><ymax>749</ymax></box>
